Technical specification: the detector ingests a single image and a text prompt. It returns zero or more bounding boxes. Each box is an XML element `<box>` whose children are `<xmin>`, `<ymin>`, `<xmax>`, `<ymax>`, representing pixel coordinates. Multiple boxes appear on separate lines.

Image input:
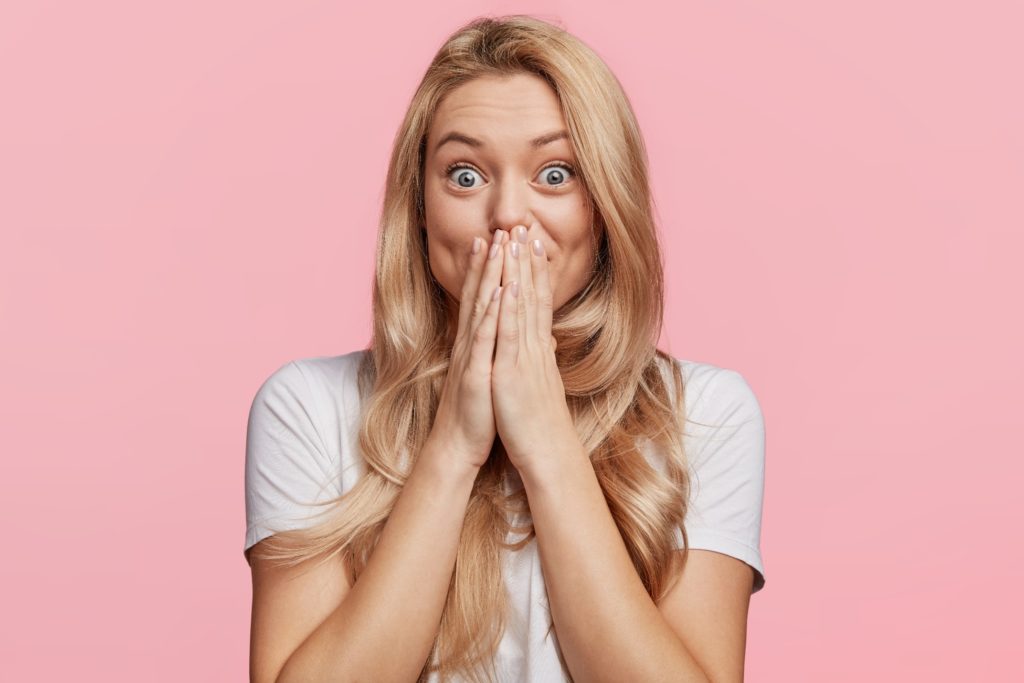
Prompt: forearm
<box><xmin>277</xmin><ymin>439</ymin><xmax>479</xmax><ymax>683</ymax></box>
<box><xmin>519</xmin><ymin>447</ymin><xmax>710</xmax><ymax>683</ymax></box>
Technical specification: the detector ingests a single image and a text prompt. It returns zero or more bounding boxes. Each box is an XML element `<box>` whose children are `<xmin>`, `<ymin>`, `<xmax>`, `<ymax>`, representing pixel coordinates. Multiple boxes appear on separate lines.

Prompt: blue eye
<box><xmin>443</xmin><ymin>162</ymin><xmax>576</xmax><ymax>189</ymax></box>
<box><xmin>538</xmin><ymin>163</ymin><xmax>575</xmax><ymax>186</ymax></box>
<box><xmin>445</xmin><ymin>163</ymin><xmax>483</xmax><ymax>188</ymax></box>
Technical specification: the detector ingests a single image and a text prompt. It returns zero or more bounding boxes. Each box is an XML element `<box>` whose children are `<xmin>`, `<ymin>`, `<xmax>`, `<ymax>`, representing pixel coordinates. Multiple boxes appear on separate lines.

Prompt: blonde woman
<box><xmin>245</xmin><ymin>15</ymin><xmax>766</xmax><ymax>683</ymax></box>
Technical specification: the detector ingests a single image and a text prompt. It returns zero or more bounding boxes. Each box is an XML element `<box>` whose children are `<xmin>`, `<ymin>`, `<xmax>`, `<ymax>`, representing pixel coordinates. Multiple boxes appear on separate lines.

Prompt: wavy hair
<box><xmin>252</xmin><ymin>14</ymin><xmax>697</xmax><ymax>682</ymax></box>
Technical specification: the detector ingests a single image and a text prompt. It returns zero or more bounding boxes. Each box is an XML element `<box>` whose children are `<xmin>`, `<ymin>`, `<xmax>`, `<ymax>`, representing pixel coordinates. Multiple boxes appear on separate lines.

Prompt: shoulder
<box><xmin>657</xmin><ymin>355</ymin><xmax>767</xmax><ymax>592</ymax></box>
<box><xmin>244</xmin><ymin>349</ymin><xmax>370</xmax><ymax>556</ymax></box>
<box><xmin>654</xmin><ymin>353</ymin><xmax>765</xmax><ymax>493</ymax></box>
<box><xmin>656</xmin><ymin>354</ymin><xmax>763</xmax><ymax>429</ymax></box>
<box><xmin>246</xmin><ymin>349</ymin><xmax>369</xmax><ymax>464</ymax></box>
<box><xmin>253</xmin><ymin>349</ymin><xmax>367</xmax><ymax>409</ymax></box>
<box><xmin>281</xmin><ymin>349</ymin><xmax>367</xmax><ymax>393</ymax></box>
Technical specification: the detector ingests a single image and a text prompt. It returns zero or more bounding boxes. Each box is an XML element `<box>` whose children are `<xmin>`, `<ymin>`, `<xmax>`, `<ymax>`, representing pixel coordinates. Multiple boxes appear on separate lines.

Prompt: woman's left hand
<box><xmin>492</xmin><ymin>221</ymin><xmax>582</xmax><ymax>474</ymax></box>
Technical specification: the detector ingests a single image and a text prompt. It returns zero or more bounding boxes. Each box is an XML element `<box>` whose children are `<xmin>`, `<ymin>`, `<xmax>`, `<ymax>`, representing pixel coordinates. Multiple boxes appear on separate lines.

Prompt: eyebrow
<box><xmin>433</xmin><ymin>129</ymin><xmax>570</xmax><ymax>153</ymax></box>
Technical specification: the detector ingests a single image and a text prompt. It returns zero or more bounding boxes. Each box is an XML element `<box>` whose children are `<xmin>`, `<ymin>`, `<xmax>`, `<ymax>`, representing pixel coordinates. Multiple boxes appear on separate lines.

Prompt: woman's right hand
<box><xmin>427</xmin><ymin>229</ymin><xmax>509</xmax><ymax>470</ymax></box>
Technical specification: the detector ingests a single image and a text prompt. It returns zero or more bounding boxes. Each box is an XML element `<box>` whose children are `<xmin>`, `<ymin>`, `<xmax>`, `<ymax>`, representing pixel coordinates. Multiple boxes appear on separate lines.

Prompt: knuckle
<box><xmin>473</xmin><ymin>326</ymin><xmax>494</xmax><ymax>345</ymax></box>
<box><xmin>471</xmin><ymin>298</ymin><xmax>486</xmax><ymax>319</ymax></box>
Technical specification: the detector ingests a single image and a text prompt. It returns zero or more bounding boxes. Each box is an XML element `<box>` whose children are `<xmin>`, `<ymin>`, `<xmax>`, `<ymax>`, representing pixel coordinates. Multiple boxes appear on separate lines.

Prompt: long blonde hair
<box><xmin>253</xmin><ymin>14</ymin><xmax>695</xmax><ymax>682</ymax></box>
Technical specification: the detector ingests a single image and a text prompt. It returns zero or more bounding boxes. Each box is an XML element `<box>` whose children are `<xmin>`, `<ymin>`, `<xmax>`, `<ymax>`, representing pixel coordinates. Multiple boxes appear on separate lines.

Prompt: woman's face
<box><xmin>422</xmin><ymin>72</ymin><xmax>599</xmax><ymax>316</ymax></box>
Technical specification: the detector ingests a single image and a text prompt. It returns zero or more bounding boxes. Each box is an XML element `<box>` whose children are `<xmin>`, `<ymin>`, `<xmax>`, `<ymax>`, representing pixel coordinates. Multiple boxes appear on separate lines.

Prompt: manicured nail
<box><xmin>515</xmin><ymin>225</ymin><xmax>528</xmax><ymax>243</ymax></box>
<box><xmin>489</xmin><ymin>242</ymin><xmax>500</xmax><ymax>259</ymax></box>
<box><xmin>472</xmin><ymin>237</ymin><xmax>481</xmax><ymax>254</ymax></box>
<box><xmin>511</xmin><ymin>242</ymin><xmax>519</xmax><ymax>258</ymax></box>
<box><xmin>492</xmin><ymin>285</ymin><xmax>502</xmax><ymax>301</ymax></box>
<box><xmin>532</xmin><ymin>239</ymin><xmax>543</xmax><ymax>256</ymax></box>
<box><xmin>510</xmin><ymin>281</ymin><xmax>519</xmax><ymax>297</ymax></box>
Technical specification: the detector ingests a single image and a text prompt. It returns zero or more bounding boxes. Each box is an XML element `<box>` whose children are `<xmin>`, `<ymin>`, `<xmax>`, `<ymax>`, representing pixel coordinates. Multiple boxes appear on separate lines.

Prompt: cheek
<box><xmin>552</xmin><ymin>235</ymin><xmax>595</xmax><ymax>293</ymax></box>
<box><xmin>424</xmin><ymin>178</ymin><xmax>475</xmax><ymax>224</ymax></box>
<box><xmin>426</xmin><ymin>234</ymin><xmax>469</xmax><ymax>295</ymax></box>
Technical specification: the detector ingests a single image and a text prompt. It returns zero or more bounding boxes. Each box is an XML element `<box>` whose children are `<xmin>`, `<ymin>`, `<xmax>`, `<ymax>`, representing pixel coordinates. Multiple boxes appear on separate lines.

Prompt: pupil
<box><xmin>548</xmin><ymin>169</ymin><xmax>563</xmax><ymax>184</ymax></box>
<box><xmin>459</xmin><ymin>172</ymin><xmax>473</xmax><ymax>187</ymax></box>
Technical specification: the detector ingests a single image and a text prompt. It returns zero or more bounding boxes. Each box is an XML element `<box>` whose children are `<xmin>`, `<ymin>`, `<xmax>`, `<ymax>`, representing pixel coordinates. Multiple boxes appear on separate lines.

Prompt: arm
<box><xmin>486</xmin><ymin>231</ymin><xmax>713</xmax><ymax>680</ymax></box>
<box><xmin>519</xmin><ymin>447</ymin><xmax>712</xmax><ymax>683</ymax></box>
<box><xmin>275</xmin><ymin>438</ymin><xmax>479</xmax><ymax>683</ymax></box>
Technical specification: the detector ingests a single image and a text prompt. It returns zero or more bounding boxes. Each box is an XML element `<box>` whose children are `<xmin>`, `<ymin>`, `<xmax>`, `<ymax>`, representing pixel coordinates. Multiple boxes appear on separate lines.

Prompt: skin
<box><xmin>422</xmin><ymin>72</ymin><xmax>601</xmax><ymax>317</ymax></box>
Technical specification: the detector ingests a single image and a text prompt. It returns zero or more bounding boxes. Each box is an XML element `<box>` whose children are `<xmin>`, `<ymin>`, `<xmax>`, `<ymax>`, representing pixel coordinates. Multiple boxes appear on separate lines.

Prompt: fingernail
<box><xmin>492</xmin><ymin>285</ymin><xmax>502</xmax><ymax>301</ymax></box>
<box><xmin>510</xmin><ymin>281</ymin><xmax>519</xmax><ymax>297</ymax></box>
<box><xmin>510</xmin><ymin>242</ymin><xmax>519</xmax><ymax>258</ymax></box>
<box><xmin>532</xmin><ymin>239</ymin><xmax>543</xmax><ymax>256</ymax></box>
<box><xmin>515</xmin><ymin>225</ymin><xmax>528</xmax><ymax>243</ymax></box>
<box><xmin>489</xmin><ymin>242</ymin><xmax>500</xmax><ymax>259</ymax></box>
<box><xmin>472</xmin><ymin>237</ymin><xmax>481</xmax><ymax>254</ymax></box>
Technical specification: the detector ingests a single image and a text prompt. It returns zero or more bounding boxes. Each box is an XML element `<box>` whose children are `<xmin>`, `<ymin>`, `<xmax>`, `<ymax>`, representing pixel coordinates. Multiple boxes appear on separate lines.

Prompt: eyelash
<box><xmin>443</xmin><ymin>161</ymin><xmax>576</xmax><ymax>187</ymax></box>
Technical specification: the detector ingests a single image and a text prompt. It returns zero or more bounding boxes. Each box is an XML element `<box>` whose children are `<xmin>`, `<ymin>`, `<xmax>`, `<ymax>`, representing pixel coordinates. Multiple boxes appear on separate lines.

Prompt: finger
<box><xmin>502</xmin><ymin>234</ymin><xmax>527</xmax><ymax>354</ymax></box>
<box><xmin>468</xmin><ymin>230</ymin><xmax>508</xmax><ymax>337</ymax></box>
<box><xmin>456</xmin><ymin>236</ymin><xmax>486</xmax><ymax>338</ymax></box>
<box><xmin>495</xmin><ymin>273</ymin><xmax>519</xmax><ymax>368</ymax></box>
<box><xmin>500</xmin><ymin>232</ymin><xmax>516</xmax><ymax>289</ymax></box>
<box><xmin>529</xmin><ymin>228</ymin><xmax>553</xmax><ymax>344</ymax></box>
<box><xmin>468</xmin><ymin>283</ymin><xmax>503</xmax><ymax>375</ymax></box>
<box><xmin>513</xmin><ymin>225</ymin><xmax>535</xmax><ymax>346</ymax></box>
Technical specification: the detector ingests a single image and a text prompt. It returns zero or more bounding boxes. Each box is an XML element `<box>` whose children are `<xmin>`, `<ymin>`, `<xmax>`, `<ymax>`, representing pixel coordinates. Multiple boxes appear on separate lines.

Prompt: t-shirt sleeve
<box><xmin>243</xmin><ymin>360</ymin><xmax>342</xmax><ymax>563</ymax></box>
<box><xmin>682</xmin><ymin>367</ymin><xmax>767</xmax><ymax>593</ymax></box>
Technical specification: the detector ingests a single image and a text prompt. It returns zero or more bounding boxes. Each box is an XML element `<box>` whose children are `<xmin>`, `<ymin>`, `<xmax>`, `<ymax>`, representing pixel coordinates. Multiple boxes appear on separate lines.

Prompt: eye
<box><xmin>444</xmin><ymin>162</ymin><xmax>484</xmax><ymax>188</ymax></box>
<box><xmin>443</xmin><ymin>161</ymin><xmax>578</xmax><ymax>190</ymax></box>
<box><xmin>537</xmin><ymin>162</ymin><xmax>576</xmax><ymax>187</ymax></box>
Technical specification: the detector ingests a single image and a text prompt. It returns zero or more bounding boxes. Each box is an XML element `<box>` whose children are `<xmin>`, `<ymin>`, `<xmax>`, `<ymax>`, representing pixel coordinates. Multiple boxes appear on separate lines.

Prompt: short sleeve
<box><xmin>243</xmin><ymin>360</ymin><xmax>342</xmax><ymax>563</ymax></box>
<box><xmin>682</xmin><ymin>368</ymin><xmax>767</xmax><ymax>593</ymax></box>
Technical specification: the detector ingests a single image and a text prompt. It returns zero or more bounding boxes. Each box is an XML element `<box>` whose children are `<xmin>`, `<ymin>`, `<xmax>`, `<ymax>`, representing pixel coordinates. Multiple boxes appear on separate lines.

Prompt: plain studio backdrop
<box><xmin>0</xmin><ymin>2</ymin><xmax>1021</xmax><ymax>680</ymax></box>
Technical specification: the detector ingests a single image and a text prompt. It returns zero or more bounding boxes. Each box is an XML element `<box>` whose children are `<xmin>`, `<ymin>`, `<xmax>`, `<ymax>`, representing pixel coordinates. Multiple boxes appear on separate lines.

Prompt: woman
<box><xmin>244</xmin><ymin>15</ymin><xmax>766</xmax><ymax>683</ymax></box>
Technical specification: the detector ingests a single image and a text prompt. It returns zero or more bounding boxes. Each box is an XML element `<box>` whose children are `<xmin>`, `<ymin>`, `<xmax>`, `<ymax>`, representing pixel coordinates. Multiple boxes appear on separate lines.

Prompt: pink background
<box><xmin>2</xmin><ymin>2</ymin><xmax>1021</xmax><ymax>680</ymax></box>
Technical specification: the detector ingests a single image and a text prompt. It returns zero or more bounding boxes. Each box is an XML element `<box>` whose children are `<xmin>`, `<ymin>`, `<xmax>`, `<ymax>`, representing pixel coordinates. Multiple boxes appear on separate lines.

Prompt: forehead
<box><xmin>428</xmin><ymin>73</ymin><xmax>568</xmax><ymax>151</ymax></box>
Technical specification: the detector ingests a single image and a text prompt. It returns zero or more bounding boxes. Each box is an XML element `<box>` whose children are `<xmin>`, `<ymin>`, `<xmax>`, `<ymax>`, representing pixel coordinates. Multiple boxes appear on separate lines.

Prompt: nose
<box><xmin>488</xmin><ymin>183</ymin><xmax>533</xmax><ymax>240</ymax></box>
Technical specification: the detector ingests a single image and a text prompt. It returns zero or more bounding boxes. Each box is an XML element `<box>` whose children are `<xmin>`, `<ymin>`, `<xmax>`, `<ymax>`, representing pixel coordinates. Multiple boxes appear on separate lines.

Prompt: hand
<box><xmin>427</xmin><ymin>229</ymin><xmax>509</xmax><ymax>469</ymax></box>
<box><xmin>491</xmin><ymin>221</ymin><xmax>582</xmax><ymax>474</ymax></box>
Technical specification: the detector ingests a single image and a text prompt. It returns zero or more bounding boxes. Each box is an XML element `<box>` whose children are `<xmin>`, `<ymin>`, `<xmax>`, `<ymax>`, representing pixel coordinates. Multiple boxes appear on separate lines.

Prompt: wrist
<box><xmin>515</xmin><ymin>438</ymin><xmax>589</xmax><ymax>488</ymax></box>
<box><xmin>419</xmin><ymin>436</ymin><xmax>483</xmax><ymax>485</ymax></box>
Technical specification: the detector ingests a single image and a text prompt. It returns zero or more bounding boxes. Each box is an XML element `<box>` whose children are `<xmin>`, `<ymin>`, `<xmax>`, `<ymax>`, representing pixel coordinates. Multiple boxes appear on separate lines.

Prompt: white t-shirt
<box><xmin>244</xmin><ymin>350</ymin><xmax>766</xmax><ymax>681</ymax></box>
